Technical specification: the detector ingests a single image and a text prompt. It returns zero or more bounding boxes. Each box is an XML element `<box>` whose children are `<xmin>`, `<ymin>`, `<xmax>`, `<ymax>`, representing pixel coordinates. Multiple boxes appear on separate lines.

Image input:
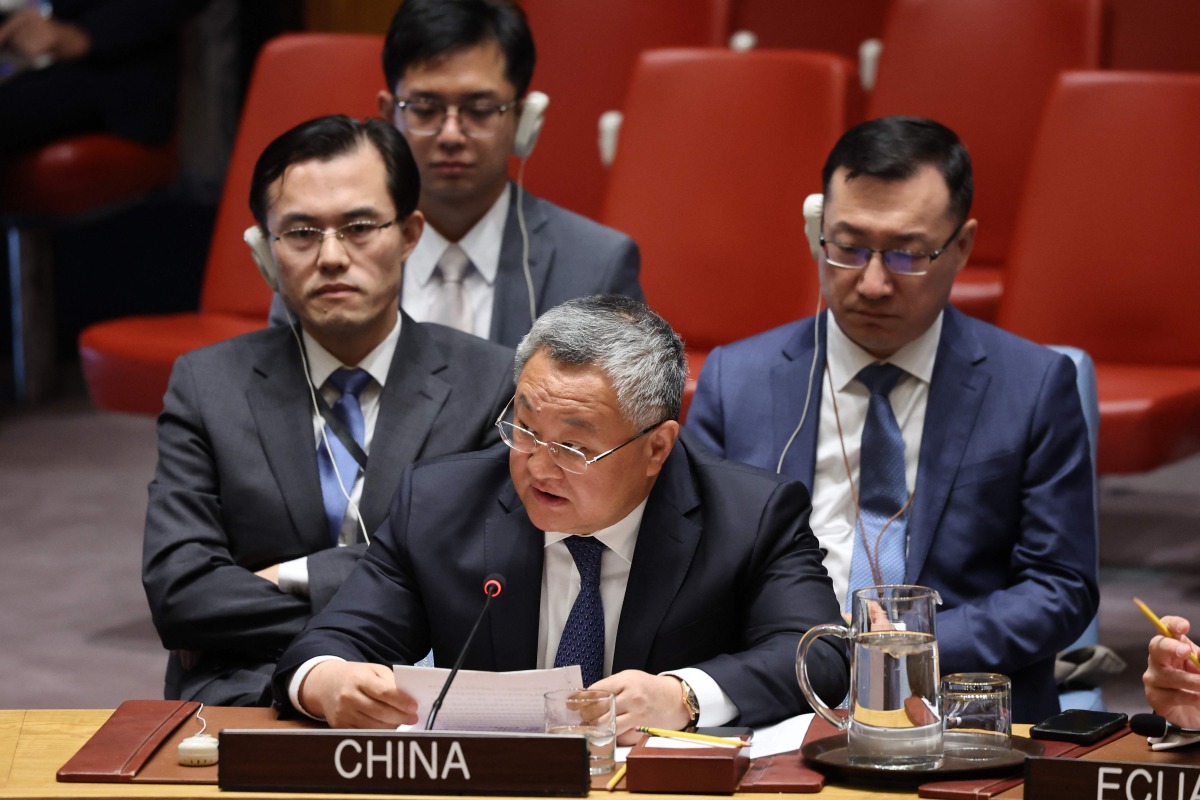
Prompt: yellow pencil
<box><xmin>605</xmin><ymin>763</ymin><xmax>626</xmax><ymax>791</ymax></box>
<box><xmin>1134</xmin><ymin>596</ymin><xmax>1200</xmax><ymax>671</ymax></box>
<box><xmin>636</xmin><ymin>726</ymin><xmax>748</xmax><ymax>747</ymax></box>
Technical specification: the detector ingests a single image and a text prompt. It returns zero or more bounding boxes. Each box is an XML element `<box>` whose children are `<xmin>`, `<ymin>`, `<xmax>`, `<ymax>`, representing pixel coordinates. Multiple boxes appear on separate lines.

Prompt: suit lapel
<box><xmin>772</xmin><ymin>313</ymin><xmax>827</xmax><ymax>484</ymax></box>
<box><xmin>491</xmin><ymin>186</ymin><xmax>551</xmax><ymax>345</ymax></box>
<box><xmin>613</xmin><ymin>442</ymin><xmax>702</xmax><ymax>672</ymax></box>
<box><xmin>359</xmin><ymin>315</ymin><xmax>452</xmax><ymax>532</ymax></box>
<box><xmin>907</xmin><ymin>308</ymin><xmax>990</xmax><ymax>578</ymax></box>
<box><xmin>485</xmin><ymin>482</ymin><xmax>545</xmax><ymax>671</ymax></box>
<box><xmin>245</xmin><ymin>330</ymin><xmax>328</xmax><ymax>551</ymax></box>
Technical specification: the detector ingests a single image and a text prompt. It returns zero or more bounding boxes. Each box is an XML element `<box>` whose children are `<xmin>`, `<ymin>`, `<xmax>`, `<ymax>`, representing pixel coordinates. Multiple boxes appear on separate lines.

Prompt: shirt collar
<box><xmin>825</xmin><ymin>308</ymin><xmax>943</xmax><ymax>392</ymax></box>
<box><xmin>543</xmin><ymin>497</ymin><xmax>648</xmax><ymax>566</ymax></box>
<box><xmin>408</xmin><ymin>183</ymin><xmax>511</xmax><ymax>288</ymax></box>
<box><xmin>300</xmin><ymin>315</ymin><xmax>402</xmax><ymax>390</ymax></box>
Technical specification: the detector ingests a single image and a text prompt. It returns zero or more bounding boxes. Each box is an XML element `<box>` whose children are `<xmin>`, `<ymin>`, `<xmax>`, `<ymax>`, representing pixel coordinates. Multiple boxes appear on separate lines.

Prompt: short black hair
<box><xmin>822</xmin><ymin>116</ymin><xmax>973</xmax><ymax>225</ymax></box>
<box><xmin>382</xmin><ymin>0</ymin><xmax>535</xmax><ymax>98</ymax></box>
<box><xmin>249</xmin><ymin>115</ymin><xmax>420</xmax><ymax>228</ymax></box>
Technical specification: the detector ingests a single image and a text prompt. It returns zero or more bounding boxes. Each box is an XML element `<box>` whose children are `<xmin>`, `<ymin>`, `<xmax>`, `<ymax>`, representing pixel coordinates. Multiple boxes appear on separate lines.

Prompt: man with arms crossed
<box><xmin>688</xmin><ymin>117</ymin><xmax>1098</xmax><ymax>723</ymax></box>
<box><xmin>143</xmin><ymin>115</ymin><xmax>514</xmax><ymax>705</ymax></box>
<box><xmin>268</xmin><ymin>0</ymin><xmax>642</xmax><ymax>345</ymax></box>
<box><xmin>273</xmin><ymin>295</ymin><xmax>848</xmax><ymax>739</ymax></box>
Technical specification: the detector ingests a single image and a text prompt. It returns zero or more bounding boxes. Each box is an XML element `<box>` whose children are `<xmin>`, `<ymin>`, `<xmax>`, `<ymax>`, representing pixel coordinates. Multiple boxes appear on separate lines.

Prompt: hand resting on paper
<box><xmin>300</xmin><ymin>661</ymin><xmax>419</xmax><ymax>728</ymax></box>
<box><xmin>1144</xmin><ymin>615</ymin><xmax>1200</xmax><ymax>729</ymax></box>
<box><xmin>591</xmin><ymin>670</ymin><xmax>691</xmax><ymax>745</ymax></box>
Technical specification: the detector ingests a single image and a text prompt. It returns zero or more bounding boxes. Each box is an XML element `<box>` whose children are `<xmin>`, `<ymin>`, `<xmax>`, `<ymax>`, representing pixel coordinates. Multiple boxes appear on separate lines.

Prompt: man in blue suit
<box><xmin>688</xmin><ymin>116</ymin><xmax>1098</xmax><ymax>723</ymax></box>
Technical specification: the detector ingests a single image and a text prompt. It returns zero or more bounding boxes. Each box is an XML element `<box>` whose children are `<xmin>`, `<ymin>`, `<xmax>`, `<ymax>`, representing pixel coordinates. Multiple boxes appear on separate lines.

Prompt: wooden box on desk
<box><xmin>625</xmin><ymin>733</ymin><xmax>751</xmax><ymax>794</ymax></box>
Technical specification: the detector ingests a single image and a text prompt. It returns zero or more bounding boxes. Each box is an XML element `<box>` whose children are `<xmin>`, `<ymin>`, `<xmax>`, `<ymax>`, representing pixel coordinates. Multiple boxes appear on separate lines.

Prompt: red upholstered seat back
<box><xmin>997</xmin><ymin>71</ymin><xmax>1200</xmax><ymax>366</ymax></box>
<box><xmin>601</xmin><ymin>48</ymin><xmax>853</xmax><ymax>353</ymax></box>
<box><xmin>517</xmin><ymin>0</ymin><xmax>720</xmax><ymax>221</ymax></box>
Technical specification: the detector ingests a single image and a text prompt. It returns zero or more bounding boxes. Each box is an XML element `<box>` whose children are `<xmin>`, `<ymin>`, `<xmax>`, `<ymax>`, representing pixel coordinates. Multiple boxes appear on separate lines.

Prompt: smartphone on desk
<box><xmin>1030</xmin><ymin>709</ymin><xmax>1128</xmax><ymax>744</ymax></box>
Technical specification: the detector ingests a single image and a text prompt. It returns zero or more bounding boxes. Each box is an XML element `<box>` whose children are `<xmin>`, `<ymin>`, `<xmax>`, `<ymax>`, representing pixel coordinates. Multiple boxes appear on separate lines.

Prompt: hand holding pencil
<box><xmin>1137</xmin><ymin>598</ymin><xmax>1200</xmax><ymax>730</ymax></box>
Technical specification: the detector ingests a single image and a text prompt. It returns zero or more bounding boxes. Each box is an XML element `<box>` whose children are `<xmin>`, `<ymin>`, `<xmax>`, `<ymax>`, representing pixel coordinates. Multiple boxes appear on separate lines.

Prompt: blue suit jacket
<box><xmin>272</xmin><ymin>435</ymin><xmax>850</xmax><ymax>728</ymax></box>
<box><xmin>687</xmin><ymin>307</ymin><xmax>1098</xmax><ymax>723</ymax></box>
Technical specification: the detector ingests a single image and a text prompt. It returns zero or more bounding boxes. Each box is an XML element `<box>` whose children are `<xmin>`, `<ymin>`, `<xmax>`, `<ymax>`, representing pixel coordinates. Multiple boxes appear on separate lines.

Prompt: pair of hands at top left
<box><xmin>302</xmin><ymin>662</ymin><xmax>690</xmax><ymax>743</ymax></box>
<box><xmin>0</xmin><ymin>8</ymin><xmax>90</xmax><ymax>62</ymax></box>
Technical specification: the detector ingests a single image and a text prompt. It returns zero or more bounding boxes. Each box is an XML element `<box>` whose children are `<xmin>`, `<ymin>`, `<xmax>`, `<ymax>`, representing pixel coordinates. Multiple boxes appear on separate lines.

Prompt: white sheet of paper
<box><xmin>393</xmin><ymin>664</ymin><xmax>582</xmax><ymax>732</ymax></box>
<box><xmin>746</xmin><ymin>713</ymin><xmax>815</xmax><ymax>759</ymax></box>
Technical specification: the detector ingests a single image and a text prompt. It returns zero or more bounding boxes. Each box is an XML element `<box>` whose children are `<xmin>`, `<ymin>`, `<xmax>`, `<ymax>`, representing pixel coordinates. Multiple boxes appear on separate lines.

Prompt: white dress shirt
<box><xmin>275</xmin><ymin>317</ymin><xmax>402</xmax><ymax>596</ymax></box>
<box><xmin>402</xmin><ymin>184</ymin><xmax>510</xmax><ymax>340</ymax></box>
<box><xmin>810</xmin><ymin>310</ymin><xmax>943</xmax><ymax>610</ymax></box>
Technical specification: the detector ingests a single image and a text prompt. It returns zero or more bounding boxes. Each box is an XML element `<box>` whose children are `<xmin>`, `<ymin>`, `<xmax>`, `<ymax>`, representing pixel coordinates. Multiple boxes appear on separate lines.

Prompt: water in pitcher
<box><xmin>848</xmin><ymin>629</ymin><xmax>943</xmax><ymax>770</ymax></box>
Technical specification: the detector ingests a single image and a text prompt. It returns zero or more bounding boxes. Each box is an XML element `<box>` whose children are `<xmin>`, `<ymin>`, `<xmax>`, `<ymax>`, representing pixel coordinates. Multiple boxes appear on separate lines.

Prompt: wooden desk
<box><xmin>0</xmin><ymin>709</ymin><xmax>907</xmax><ymax>800</ymax></box>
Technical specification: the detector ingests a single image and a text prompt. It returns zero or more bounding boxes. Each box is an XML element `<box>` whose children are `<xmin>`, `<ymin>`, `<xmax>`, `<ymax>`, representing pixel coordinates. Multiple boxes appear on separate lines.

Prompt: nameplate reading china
<box><xmin>218</xmin><ymin>729</ymin><xmax>590</xmax><ymax>795</ymax></box>
<box><xmin>1024</xmin><ymin>755</ymin><xmax>1200</xmax><ymax>800</ymax></box>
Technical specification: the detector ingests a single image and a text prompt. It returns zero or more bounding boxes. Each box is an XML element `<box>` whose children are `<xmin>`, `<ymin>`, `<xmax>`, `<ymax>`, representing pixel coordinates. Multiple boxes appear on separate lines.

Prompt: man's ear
<box><xmin>398</xmin><ymin>211</ymin><xmax>425</xmax><ymax>262</ymax></box>
<box><xmin>377</xmin><ymin>90</ymin><xmax>395</xmax><ymax>123</ymax></box>
<box><xmin>952</xmin><ymin>218</ymin><xmax>978</xmax><ymax>275</ymax></box>
<box><xmin>644</xmin><ymin>421</ymin><xmax>680</xmax><ymax>478</ymax></box>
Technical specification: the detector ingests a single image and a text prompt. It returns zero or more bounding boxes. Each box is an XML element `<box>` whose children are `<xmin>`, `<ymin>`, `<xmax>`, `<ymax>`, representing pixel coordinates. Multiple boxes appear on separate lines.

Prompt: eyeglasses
<box><xmin>270</xmin><ymin>218</ymin><xmax>399</xmax><ymax>255</ymax></box>
<box><xmin>495</xmin><ymin>396</ymin><xmax>666</xmax><ymax>475</ymax></box>
<box><xmin>393</xmin><ymin>97</ymin><xmax>518</xmax><ymax>138</ymax></box>
<box><xmin>819</xmin><ymin>219</ymin><xmax>965</xmax><ymax>276</ymax></box>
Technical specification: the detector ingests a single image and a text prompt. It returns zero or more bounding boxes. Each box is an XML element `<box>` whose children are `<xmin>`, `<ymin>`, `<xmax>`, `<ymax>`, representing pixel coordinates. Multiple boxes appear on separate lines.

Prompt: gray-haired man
<box><xmin>272</xmin><ymin>295</ymin><xmax>848</xmax><ymax>741</ymax></box>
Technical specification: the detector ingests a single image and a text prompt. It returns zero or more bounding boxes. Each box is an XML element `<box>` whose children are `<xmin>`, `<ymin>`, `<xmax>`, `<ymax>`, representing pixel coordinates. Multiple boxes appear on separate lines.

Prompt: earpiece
<box><xmin>512</xmin><ymin>91</ymin><xmax>548</xmax><ymax>159</ymax></box>
<box><xmin>803</xmin><ymin>193</ymin><xmax>824</xmax><ymax>264</ymax></box>
<box><xmin>244</xmin><ymin>225</ymin><xmax>278</xmax><ymax>291</ymax></box>
<box><xmin>177</xmin><ymin>704</ymin><xmax>219</xmax><ymax>767</ymax></box>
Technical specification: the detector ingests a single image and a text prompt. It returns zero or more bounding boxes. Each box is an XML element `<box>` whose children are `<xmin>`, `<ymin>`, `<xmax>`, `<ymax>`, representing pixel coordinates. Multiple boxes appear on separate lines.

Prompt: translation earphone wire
<box><xmin>775</xmin><ymin>293</ymin><xmax>826</xmax><ymax>474</ymax></box>
<box><xmin>285</xmin><ymin>309</ymin><xmax>370</xmax><ymax>546</ymax></box>
<box><xmin>515</xmin><ymin>155</ymin><xmax>537</xmax><ymax>327</ymax></box>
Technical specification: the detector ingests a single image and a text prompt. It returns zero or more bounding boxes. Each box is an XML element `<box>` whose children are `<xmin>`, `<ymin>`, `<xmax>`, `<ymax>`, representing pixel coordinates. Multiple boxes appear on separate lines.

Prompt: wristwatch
<box><xmin>678</xmin><ymin>677</ymin><xmax>700</xmax><ymax>730</ymax></box>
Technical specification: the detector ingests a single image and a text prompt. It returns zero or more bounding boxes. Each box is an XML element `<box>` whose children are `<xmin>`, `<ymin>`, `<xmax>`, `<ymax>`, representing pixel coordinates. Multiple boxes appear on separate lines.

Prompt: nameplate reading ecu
<box><xmin>218</xmin><ymin>729</ymin><xmax>590</xmax><ymax>796</ymax></box>
<box><xmin>1025</xmin><ymin>755</ymin><xmax>1200</xmax><ymax>800</ymax></box>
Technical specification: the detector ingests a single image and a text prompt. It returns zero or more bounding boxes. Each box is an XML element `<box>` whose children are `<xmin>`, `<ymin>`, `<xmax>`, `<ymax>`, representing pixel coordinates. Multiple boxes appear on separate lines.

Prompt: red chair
<box><xmin>600</xmin><ymin>49</ymin><xmax>854</xmax><ymax>415</ymax></box>
<box><xmin>2</xmin><ymin>134</ymin><xmax>177</xmax><ymax>403</ymax></box>
<box><xmin>78</xmin><ymin>33</ymin><xmax>384</xmax><ymax>415</ymax></box>
<box><xmin>996</xmin><ymin>71</ymin><xmax>1200</xmax><ymax>475</ymax></box>
<box><xmin>866</xmin><ymin>0</ymin><xmax>1103</xmax><ymax>322</ymax></box>
<box><xmin>516</xmin><ymin>0</ymin><xmax>720</xmax><ymax>221</ymax></box>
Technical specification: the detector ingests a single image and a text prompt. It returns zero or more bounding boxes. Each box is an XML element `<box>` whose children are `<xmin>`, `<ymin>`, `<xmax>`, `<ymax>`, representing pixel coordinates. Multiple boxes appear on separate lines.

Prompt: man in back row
<box><xmin>269</xmin><ymin>0</ymin><xmax>643</xmax><ymax>347</ymax></box>
<box><xmin>688</xmin><ymin>116</ymin><xmax>1098</xmax><ymax>722</ymax></box>
<box><xmin>143</xmin><ymin>116</ymin><xmax>514</xmax><ymax>705</ymax></box>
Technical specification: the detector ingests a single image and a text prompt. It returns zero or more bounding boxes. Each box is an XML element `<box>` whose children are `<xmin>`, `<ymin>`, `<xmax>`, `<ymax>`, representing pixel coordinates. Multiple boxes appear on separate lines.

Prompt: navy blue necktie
<box><xmin>317</xmin><ymin>367</ymin><xmax>371</xmax><ymax>545</ymax></box>
<box><xmin>555</xmin><ymin>535</ymin><xmax>606</xmax><ymax>687</ymax></box>
<box><xmin>846</xmin><ymin>363</ymin><xmax>908</xmax><ymax>609</ymax></box>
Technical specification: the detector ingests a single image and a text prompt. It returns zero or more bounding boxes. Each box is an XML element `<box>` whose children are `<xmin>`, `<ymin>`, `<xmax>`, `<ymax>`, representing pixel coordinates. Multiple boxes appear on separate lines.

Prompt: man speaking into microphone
<box><xmin>273</xmin><ymin>295</ymin><xmax>848</xmax><ymax>739</ymax></box>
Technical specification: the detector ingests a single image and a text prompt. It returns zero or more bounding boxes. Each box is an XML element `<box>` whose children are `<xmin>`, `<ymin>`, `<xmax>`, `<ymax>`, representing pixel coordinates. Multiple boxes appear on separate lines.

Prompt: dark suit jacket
<box><xmin>142</xmin><ymin>314</ymin><xmax>515</xmax><ymax>706</ymax></box>
<box><xmin>687</xmin><ymin>307</ymin><xmax>1098</xmax><ymax>723</ymax></box>
<box><xmin>486</xmin><ymin>186</ymin><xmax>642</xmax><ymax>348</ymax></box>
<box><xmin>272</xmin><ymin>434</ymin><xmax>850</xmax><ymax>727</ymax></box>
<box><xmin>268</xmin><ymin>188</ymin><xmax>643</xmax><ymax>346</ymax></box>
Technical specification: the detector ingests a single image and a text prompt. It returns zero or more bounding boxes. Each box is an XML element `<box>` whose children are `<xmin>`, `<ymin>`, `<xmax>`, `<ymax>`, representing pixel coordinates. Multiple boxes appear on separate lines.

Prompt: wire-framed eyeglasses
<box><xmin>494</xmin><ymin>396</ymin><xmax>666</xmax><ymax>475</ymax></box>
<box><xmin>819</xmin><ymin>219</ymin><xmax>965</xmax><ymax>276</ymax></box>
<box><xmin>394</xmin><ymin>97</ymin><xmax>518</xmax><ymax>138</ymax></box>
<box><xmin>270</xmin><ymin>219</ymin><xmax>399</xmax><ymax>255</ymax></box>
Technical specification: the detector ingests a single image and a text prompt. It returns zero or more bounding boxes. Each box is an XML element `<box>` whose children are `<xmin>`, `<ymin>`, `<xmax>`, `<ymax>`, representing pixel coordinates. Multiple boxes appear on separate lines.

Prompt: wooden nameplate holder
<box><xmin>624</xmin><ymin>732</ymin><xmax>752</xmax><ymax>794</ymax></box>
<box><xmin>218</xmin><ymin>728</ymin><xmax>590</xmax><ymax>796</ymax></box>
<box><xmin>1022</xmin><ymin>727</ymin><xmax>1200</xmax><ymax>800</ymax></box>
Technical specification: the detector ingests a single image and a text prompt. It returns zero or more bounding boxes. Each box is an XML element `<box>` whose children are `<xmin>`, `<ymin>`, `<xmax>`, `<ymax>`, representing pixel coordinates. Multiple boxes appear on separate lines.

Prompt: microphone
<box><xmin>425</xmin><ymin>573</ymin><xmax>505</xmax><ymax>730</ymax></box>
<box><xmin>1130</xmin><ymin>713</ymin><xmax>1200</xmax><ymax>737</ymax></box>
